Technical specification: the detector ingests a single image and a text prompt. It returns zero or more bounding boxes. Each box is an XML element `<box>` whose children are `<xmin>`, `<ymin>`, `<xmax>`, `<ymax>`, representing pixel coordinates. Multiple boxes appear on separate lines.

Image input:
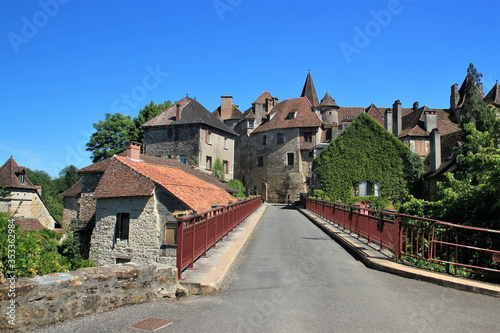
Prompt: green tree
<box><xmin>212</xmin><ymin>157</ymin><xmax>225</xmax><ymax>180</ymax></box>
<box><xmin>86</xmin><ymin>113</ymin><xmax>139</xmax><ymax>163</ymax></box>
<box><xmin>58</xmin><ymin>165</ymin><xmax>80</xmax><ymax>190</ymax></box>
<box><xmin>227</xmin><ymin>179</ymin><xmax>246</xmax><ymax>198</ymax></box>
<box><xmin>134</xmin><ymin>100</ymin><xmax>172</xmax><ymax>142</ymax></box>
<box><xmin>460</xmin><ymin>63</ymin><xmax>497</xmax><ymax>132</ymax></box>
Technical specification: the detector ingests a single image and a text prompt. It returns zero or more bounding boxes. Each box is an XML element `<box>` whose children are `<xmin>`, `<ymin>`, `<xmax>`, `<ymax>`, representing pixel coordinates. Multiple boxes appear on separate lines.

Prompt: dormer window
<box><xmin>248</xmin><ymin>120</ymin><xmax>254</xmax><ymax>128</ymax></box>
<box><xmin>285</xmin><ymin>112</ymin><xmax>296</xmax><ymax>120</ymax></box>
<box><xmin>18</xmin><ymin>174</ymin><xmax>25</xmax><ymax>184</ymax></box>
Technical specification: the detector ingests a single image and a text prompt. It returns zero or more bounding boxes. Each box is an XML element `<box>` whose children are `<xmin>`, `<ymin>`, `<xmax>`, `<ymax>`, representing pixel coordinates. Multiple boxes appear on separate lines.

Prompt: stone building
<box><xmin>85</xmin><ymin>144</ymin><xmax>236</xmax><ymax>266</ymax></box>
<box><xmin>62</xmin><ymin>143</ymin><xmax>237</xmax><ymax>260</ymax></box>
<box><xmin>0</xmin><ymin>157</ymin><xmax>56</xmax><ymax>230</ymax></box>
<box><xmin>142</xmin><ymin>96</ymin><xmax>238</xmax><ymax>180</ymax></box>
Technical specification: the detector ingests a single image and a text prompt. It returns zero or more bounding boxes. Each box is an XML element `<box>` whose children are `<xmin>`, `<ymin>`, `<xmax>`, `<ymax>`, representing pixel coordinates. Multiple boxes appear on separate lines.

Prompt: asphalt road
<box><xmin>36</xmin><ymin>204</ymin><xmax>499</xmax><ymax>333</ymax></box>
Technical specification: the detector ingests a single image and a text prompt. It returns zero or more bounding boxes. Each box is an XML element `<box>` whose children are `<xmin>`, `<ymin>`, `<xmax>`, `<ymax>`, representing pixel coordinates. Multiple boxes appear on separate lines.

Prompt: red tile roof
<box><xmin>94</xmin><ymin>156</ymin><xmax>235</xmax><ymax>212</ymax></box>
<box><xmin>318</xmin><ymin>92</ymin><xmax>338</xmax><ymax>108</ymax></box>
<box><xmin>15</xmin><ymin>218</ymin><xmax>45</xmax><ymax>230</ymax></box>
<box><xmin>252</xmin><ymin>97</ymin><xmax>322</xmax><ymax>133</ymax></box>
<box><xmin>79</xmin><ymin>153</ymin><xmax>236</xmax><ymax>194</ymax></box>
<box><xmin>0</xmin><ymin>157</ymin><xmax>38</xmax><ymax>190</ymax></box>
<box><xmin>253</xmin><ymin>91</ymin><xmax>274</xmax><ymax>104</ymax></box>
<box><xmin>212</xmin><ymin>104</ymin><xmax>244</xmax><ymax>120</ymax></box>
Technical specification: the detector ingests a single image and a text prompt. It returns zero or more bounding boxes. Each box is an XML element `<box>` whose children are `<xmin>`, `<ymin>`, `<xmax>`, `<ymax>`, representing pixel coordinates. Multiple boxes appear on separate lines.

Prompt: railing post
<box><xmin>176</xmin><ymin>218</ymin><xmax>185</xmax><ymax>280</ymax></box>
<box><xmin>393</xmin><ymin>214</ymin><xmax>402</xmax><ymax>259</ymax></box>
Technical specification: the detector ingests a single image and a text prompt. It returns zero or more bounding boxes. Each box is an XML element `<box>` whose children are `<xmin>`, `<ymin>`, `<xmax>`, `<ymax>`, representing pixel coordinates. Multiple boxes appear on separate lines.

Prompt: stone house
<box><xmin>142</xmin><ymin>96</ymin><xmax>238</xmax><ymax>180</ymax></box>
<box><xmin>62</xmin><ymin>143</ymin><xmax>237</xmax><ymax>260</ymax></box>
<box><xmin>0</xmin><ymin>157</ymin><xmax>56</xmax><ymax>230</ymax></box>
<box><xmin>85</xmin><ymin>144</ymin><xmax>236</xmax><ymax>266</ymax></box>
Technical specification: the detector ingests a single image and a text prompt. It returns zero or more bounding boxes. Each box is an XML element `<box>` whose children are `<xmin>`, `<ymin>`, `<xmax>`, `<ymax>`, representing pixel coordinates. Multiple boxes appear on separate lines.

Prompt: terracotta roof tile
<box><xmin>212</xmin><ymin>105</ymin><xmax>244</xmax><ymax>120</ymax></box>
<box><xmin>15</xmin><ymin>218</ymin><xmax>45</xmax><ymax>230</ymax></box>
<box><xmin>300</xmin><ymin>72</ymin><xmax>319</xmax><ymax>107</ymax></box>
<box><xmin>79</xmin><ymin>153</ymin><xmax>236</xmax><ymax>194</ymax></box>
<box><xmin>318</xmin><ymin>92</ymin><xmax>338</xmax><ymax>108</ymax></box>
<box><xmin>60</xmin><ymin>178</ymin><xmax>82</xmax><ymax>197</ymax></box>
<box><xmin>106</xmin><ymin>156</ymin><xmax>235</xmax><ymax>212</ymax></box>
<box><xmin>252</xmin><ymin>97</ymin><xmax>322</xmax><ymax>133</ymax></box>
<box><xmin>253</xmin><ymin>91</ymin><xmax>274</xmax><ymax>104</ymax></box>
<box><xmin>0</xmin><ymin>157</ymin><xmax>38</xmax><ymax>190</ymax></box>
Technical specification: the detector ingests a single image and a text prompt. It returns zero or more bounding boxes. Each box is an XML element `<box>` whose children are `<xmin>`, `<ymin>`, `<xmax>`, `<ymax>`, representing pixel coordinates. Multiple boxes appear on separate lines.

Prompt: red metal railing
<box><xmin>176</xmin><ymin>197</ymin><xmax>262</xmax><ymax>279</ymax></box>
<box><xmin>306</xmin><ymin>198</ymin><xmax>500</xmax><ymax>280</ymax></box>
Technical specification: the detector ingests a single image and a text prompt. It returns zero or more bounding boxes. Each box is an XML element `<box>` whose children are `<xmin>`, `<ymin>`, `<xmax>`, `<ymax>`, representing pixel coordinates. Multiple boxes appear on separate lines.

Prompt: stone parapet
<box><xmin>0</xmin><ymin>263</ymin><xmax>178</xmax><ymax>332</ymax></box>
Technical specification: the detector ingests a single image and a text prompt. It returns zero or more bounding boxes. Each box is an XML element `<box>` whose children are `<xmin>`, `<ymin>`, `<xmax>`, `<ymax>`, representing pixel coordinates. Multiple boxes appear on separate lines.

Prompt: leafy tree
<box><xmin>314</xmin><ymin>113</ymin><xmax>423</xmax><ymax>205</ymax></box>
<box><xmin>228</xmin><ymin>179</ymin><xmax>246</xmax><ymax>198</ymax></box>
<box><xmin>212</xmin><ymin>157</ymin><xmax>225</xmax><ymax>180</ymax></box>
<box><xmin>58</xmin><ymin>165</ymin><xmax>81</xmax><ymax>190</ymax></box>
<box><xmin>460</xmin><ymin>63</ymin><xmax>497</xmax><ymax>132</ymax></box>
<box><xmin>86</xmin><ymin>113</ymin><xmax>139</xmax><ymax>163</ymax></box>
<box><xmin>134</xmin><ymin>100</ymin><xmax>172</xmax><ymax>142</ymax></box>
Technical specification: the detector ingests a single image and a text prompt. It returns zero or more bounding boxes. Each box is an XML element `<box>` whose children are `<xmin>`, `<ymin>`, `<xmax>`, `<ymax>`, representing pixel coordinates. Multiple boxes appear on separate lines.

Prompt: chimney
<box><xmin>220</xmin><ymin>95</ymin><xmax>233</xmax><ymax>121</ymax></box>
<box><xmin>477</xmin><ymin>83</ymin><xmax>483</xmax><ymax>95</ymax></box>
<box><xmin>385</xmin><ymin>108</ymin><xmax>393</xmax><ymax>133</ymax></box>
<box><xmin>424</xmin><ymin>110</ymin><xmax>437</xmax><ymax>133</ymax></box>
<box><xmin>254</xmin><ymin>103</ymin><xmax>264</xmax><ymax>125</ymax></box>
<box><xmin>430</xmin><ymin>129</ymin><xmax>441</xmax><ymax>172</ymax></box>
<box><xmin>450</xmin><ymin>84</ymin><xmax>459</xmax><ymax>109</ymax></box>
<box><xmin>126</xmin><ymin>142</ymin><xmax>141</xmax><ymax>161</ymax></box>
<box><xmin>175</xmin><ymin>103</ymin><xmax>181</xmax><ymax>121</ymax></box>
<box><xmin>392</xmin><ymin>100</ymin><xmax>402</xmax><ymax>137</ymax></box>
<box><xmin>413</xmin><ymin>101</ymin><xmax>419</xmax><ymax>110</ymax></box>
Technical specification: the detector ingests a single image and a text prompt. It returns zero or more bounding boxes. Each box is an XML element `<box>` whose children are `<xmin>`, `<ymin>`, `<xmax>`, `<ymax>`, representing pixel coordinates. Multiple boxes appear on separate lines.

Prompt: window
<box><xmin>206</xmin><ymin>156</ymin><xmax>212</xmax><ymax>170</ymax></box>
<box><xmin>287</xmin><ymin>153</ymin><xmax>294</xmax><ymax>166</ymax></box>
<box><xmin>223</xmin><ymin>160</ymin><xmax>229</xmax><ymax>173</ymax></box>
<box><xmin>357</xmin><ymin>181</ymin><xmax>381</xmax><ymax>197</ymax></box>
<box><xmin>116</xmin><ymin>213</ymin><xmax>130</xmax><ymax>240</ymax></box>
<box><xmin>277</xmin><ymin>133</ymin><xmax>285</xmax><ymax>144</ymax></box>
<box><xmin>224</xmin><ymin>137</ymin><xmax>228</xmax><ymax>149</ymax></box>
<box><xmin>303</xmin><ymin>132</ymin><xmax>313</xmax><ymax>142</ymax></box>
<box><xmin>248</xmin><ymin>120</ymin><xmax>254</xmax><ymax>128</ymax></box>
<box><xmin>262</xmin><ymin>134</ymin><xmax>267</xmax><ymax>145</ymax></box>
<box><xmin>257</xmin><ymin>156</ymin><xmax>264</xmax><ymax>167</ymax></box>
<box><xmin>18</xmin><ymin>174</ymin><xmax>25</xmax><ymax>184</ymax></box>
<box><xmin>206</xmin><ymin>130</ymin><xmax>212</xmax><ymax>144</ymax></box>
<box><xmin>180</xmin><ymin>155</ymin><xmax>187</xmax><ymax>164</ymax></box>
<box><xmin>285</xmin><ymin>112</ymin><xmax>296</xmax><ymax>119</ymax></box>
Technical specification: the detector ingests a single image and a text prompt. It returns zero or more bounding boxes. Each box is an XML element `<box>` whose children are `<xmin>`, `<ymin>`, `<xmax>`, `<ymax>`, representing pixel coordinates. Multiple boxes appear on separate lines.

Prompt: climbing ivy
<box><xmin>314</xmin><ymin>113</ymin><xmax>423</xmax><ymax>205</ymax></box>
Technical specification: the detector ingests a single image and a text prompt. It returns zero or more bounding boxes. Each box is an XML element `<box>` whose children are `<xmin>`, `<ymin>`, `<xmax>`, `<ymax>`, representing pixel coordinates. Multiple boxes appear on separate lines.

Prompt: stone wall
<box><xmin>143</xmin><ymin>124</ymin><xmax>201</xmax><ymax>166</ymax></box>
<box><xmin>0</xmin><ymin>263</ymin><xmax>178</xmax><ymax>332</ymax></box>
<box><xmin>0</xmin><ymin>189</ymin><xmax>55</xmax><ymax>229</ymax></box>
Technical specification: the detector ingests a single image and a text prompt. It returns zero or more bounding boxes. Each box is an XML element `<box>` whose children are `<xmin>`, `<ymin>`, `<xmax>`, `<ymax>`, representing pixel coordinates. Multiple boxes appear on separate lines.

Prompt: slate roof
<box><xmin>301</xmin><ymin>72</ymin><xmax>319</xmax><ymax>107</ymax></box>
<box><xmin>0</xmin><ymin>157</ymin><xmax>38</xmax><ymax>190</ymax></box>
<box><xmin>252</xmin><ymin>97</ymin><xmax>323</xmax><ymax>133</ymax></box>
<box><xmin>318</xmin><ymin>92</ymin><xmax>338</xmax><ymax>108</ymax></box>
<box><xmin>400</xmin><ymin>107</ymin><xmax>460</xmax><ymax>137</ymax></box>
<box><xmin>94</xmin><ymin>156</ymin><xmax>235</xmax><ymax>212</ymax></box>
<box><xmin>484</xmin><ymin>82</ymin><xmax>500</xmax><ymax>107</ymax></box>
<box><xmin>142</xmin><ymin>96</ymin><xmax>237</xmax><ymax>136</ymax></box>
<box><xmin>15</xmin><ymin>218</ymin><xmax>45</xmax><ymax>230</ymax></box>
<box><xmin>76</xmin><ymin>153</ymin><xmax>237</xmax><ymax>195</ymax></box>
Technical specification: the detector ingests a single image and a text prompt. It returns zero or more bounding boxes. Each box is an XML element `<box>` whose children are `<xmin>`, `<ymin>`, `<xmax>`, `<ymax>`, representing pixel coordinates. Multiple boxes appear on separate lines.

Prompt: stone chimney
<box><xmin>450</xmin><ymin>84</ymin><xmax>459</xmax><ymax>110</ymax></box>
<box><xmin>220</xmin><ymin>95</ymin><xmax>233</xmax><ymax>121</ymax></box>
<box><xmin>126</xmin><ymin>142</ymin><xmax>141</xmax><ymax>161</ymax></box>
<box><xmin>385</xmin><ymin>108</ymin><xmax>392</xmax><ymax>133</ymax></box>
<box><xmin>430</xmin><ymin>129</ymin><xmax>441</xmax><ymax>172</ymax></box>
<box><xmin>413</xmin><ymin>101</ymin><xmax>419</xmax><ymax>110</ymax></box>
<box><xmin>424</xmin><ymin>110</ymin><xmax>437</xmax><ymax>133</ymax></box>
<box><xmin>477</xmin><ymin>83</ymin><xmax>483</xmax><ymax>95</ymax></box>
<box><xmin>392</xmin><ymin>100</ymin><xmax>402</xmax><ymax>137</ymax></box>
<box><xmin>175</xmin><ymin>103</ymin><xmax>181</xmax><ymax>121</ymax></box>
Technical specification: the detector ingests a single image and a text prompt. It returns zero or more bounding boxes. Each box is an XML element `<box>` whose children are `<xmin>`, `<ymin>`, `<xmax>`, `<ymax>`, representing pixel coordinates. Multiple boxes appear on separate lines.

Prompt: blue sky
<box><xmin>1</xmin><ymin>0</ymin><xmax>499</xmax><ymax>177</ymax></box>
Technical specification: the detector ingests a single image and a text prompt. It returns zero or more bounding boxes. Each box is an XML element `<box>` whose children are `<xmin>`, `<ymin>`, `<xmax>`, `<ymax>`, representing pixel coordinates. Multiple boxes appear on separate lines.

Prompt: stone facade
<box><xmin>90</xmin><ymin>188</ymin><xmax>186</xmax><ymax>266</ymax></box>
<box><xmin>0</xmin><ymin>263</ymin><xmax>177</xmax><ymax>332</ymax></box>
<box><xmin>0</xmin><ymin>189</ymin><xmax>55</xmax><ymax>229</ymax></box>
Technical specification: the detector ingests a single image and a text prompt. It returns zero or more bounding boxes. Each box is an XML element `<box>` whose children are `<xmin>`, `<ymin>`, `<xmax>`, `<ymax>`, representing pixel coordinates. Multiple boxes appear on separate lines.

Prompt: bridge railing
<box><xmin>306</xmin><ymin>198</ymin><xmax>500</xmax><ymax>280</ymax></box>
<box><xmin>176</xmin><ymin>197</ymin><xmax>262</xmax><ymax>279</ymax></box>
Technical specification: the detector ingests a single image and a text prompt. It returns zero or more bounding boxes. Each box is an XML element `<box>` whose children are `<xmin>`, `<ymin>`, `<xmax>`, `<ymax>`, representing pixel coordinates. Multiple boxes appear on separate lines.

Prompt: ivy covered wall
<box><xmin>314</xmin><ymin>113</ymin><xmax>423</xmax><ymax>204</ymax></box>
